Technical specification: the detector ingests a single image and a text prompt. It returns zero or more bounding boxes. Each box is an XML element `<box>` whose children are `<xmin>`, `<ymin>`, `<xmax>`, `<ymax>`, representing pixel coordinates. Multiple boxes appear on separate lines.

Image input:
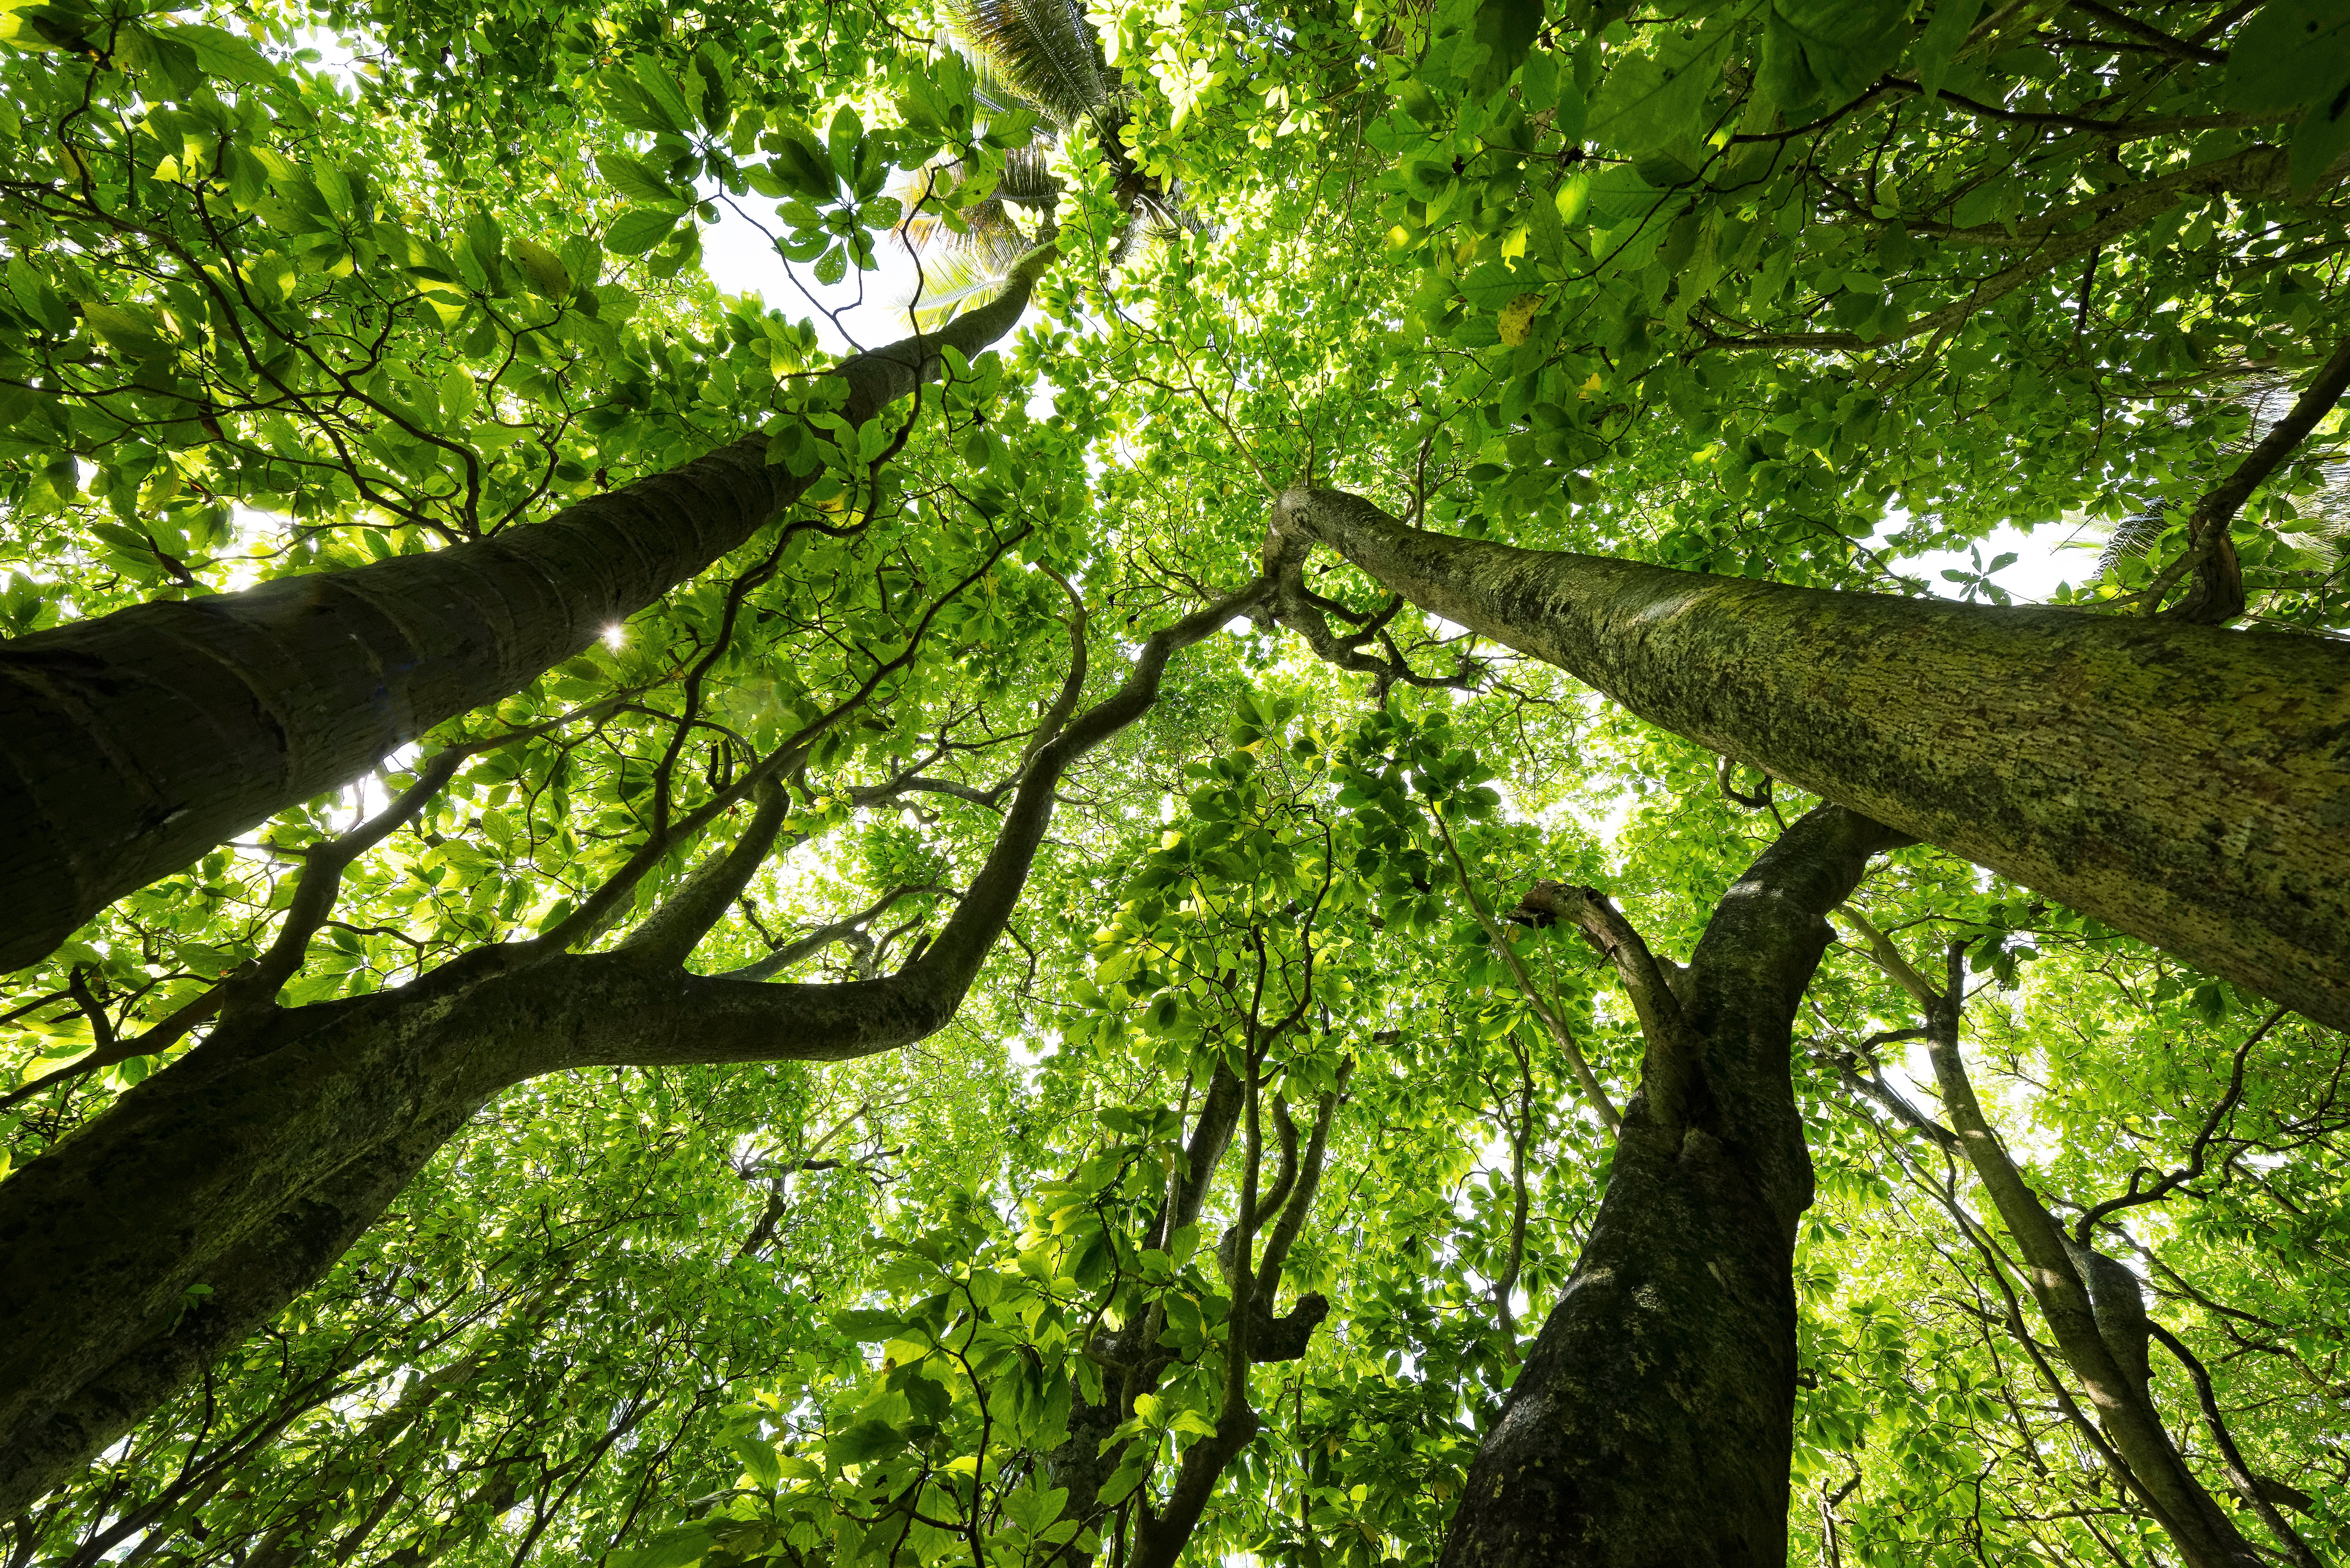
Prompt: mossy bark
<box><xmin>1441</xmin><ymin>806</ymin><xmax>1907</xmax><ymax>1567</ymax></box>
<box><xmin>1270</xmin><ymin>488</ymin><xmax>2350</xmax><ymax>1031</ymax></box>
<box><xmin>0</xmin><ymin>245</ymin><xmax>1056</xmax><ymax>973</ymax></box>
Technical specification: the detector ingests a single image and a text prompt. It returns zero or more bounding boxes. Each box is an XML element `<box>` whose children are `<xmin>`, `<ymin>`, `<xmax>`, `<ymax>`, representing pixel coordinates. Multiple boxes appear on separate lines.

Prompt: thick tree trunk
<box><xmin>0</xmin><ymin>245</ymin><xmax>1057</xmax><ymax>973</ymax></box>
<box><xmin>1268</xmin><ymin>488</ymin><xmax>2350</xmax><ymax>1032</ymax></box>
<box><xmin>1441</xmin><ymin>806</ymin><xmax>1907</xmax><ymax>1567</ymax></box>
<box><xmin>0</xmin><ymin>576</ymin><xmax>1262</xmax><ymax>1515</ymax></box>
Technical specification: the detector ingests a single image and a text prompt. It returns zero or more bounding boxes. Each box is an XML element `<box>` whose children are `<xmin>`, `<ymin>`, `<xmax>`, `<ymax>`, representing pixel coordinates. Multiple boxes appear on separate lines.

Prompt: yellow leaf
<box><xmin>1496</xmin><ymin>292</ymin><xmax>1543</xmax><ymax>347</ymax></box>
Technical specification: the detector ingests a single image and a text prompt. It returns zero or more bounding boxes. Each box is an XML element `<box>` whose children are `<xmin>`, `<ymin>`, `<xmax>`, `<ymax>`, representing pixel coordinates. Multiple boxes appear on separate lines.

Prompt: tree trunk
<box><xmin>1441</xmin><ymin>806</ymin><xmax>1908</xmax><ymax>1567</ymax></box>
<box><xmin>1267</xmin><ymin>487</ymin><xmax>2350</xmax><ymax>1032</ymax></box>
<box><xmin>0</xmin><ymin>244</ymin><xmax>1057</xmax><ymax>973</ymax></box>
<box><xmin>0</xmin><ymin>577</ymin><xmax>1263</xmax><ymax>1514</ymax></box>
<box><xmin>1910</xmin><ymin>945</ymin><xmax>2268</xmax><ymax>1568</ymax></box>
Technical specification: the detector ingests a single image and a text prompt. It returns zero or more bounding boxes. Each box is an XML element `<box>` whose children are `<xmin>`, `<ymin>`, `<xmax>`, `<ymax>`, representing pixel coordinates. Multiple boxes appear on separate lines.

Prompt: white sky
<box><xmin>698</xmin><ymin>191</ymin><xmax>928</xmax><ymax>356</ymax></box>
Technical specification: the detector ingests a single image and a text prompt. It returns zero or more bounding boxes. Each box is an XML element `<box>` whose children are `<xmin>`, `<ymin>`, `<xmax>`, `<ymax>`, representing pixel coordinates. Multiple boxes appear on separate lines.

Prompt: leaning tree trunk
<box><xmin>1907</xmin><ymin>943</ymin><xmax>2269</xmax><ymax>1568</ymax></box>
<box><xmin>1441</xmin><ymin>805</ymin><xmax>1908</xmax><ymax>1567</ymax></box>
<box><xmin>1268</xmin><ymin>488</ymin><xmax>2350</xmax><ymax>1032</ymax></box>
<box><xmin>0</xmin><ymin>580</ymin><xmax>1261</xmax><ymax>1515</ymax></box>
<box><xmin>0</xmin><ymin>244</ymin><xmax>1058</xmax><ymax>974</ymax></box>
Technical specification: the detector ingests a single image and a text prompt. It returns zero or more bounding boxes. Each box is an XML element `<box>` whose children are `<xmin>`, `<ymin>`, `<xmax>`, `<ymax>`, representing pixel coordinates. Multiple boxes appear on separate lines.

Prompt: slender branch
<box><xmin>574</xmin><ymin>577</ymin><xmax>1277</xmax><ymax>1069</ymax></box>
<box><xmin>529</xmin><ymin>528</ymin><xmax>1032</xmax><ymax>955</ymax></box>
<box><xmin>618</xmin><ymin>779</ymin><xmax>794</xmax><ymax>966</ymax></box>
<box><xmin>1430</xmin><ymin>819</ymin><xmax>1620</xmax><ymax>1133</ymax></box>
<box><xmin>2076</xmin><ymin>1006</ymin><xmax>2287</xmax><ymax>1237</ymax></box>
<box><xmin>1256</xmin><ymin>1063</ymin><xmax>1349</xmax><ymax>1310</ymax></box>
<box><xmin>1914</xmin><ymin>938</ymin><xmax>2267</xmax><ymax>1568</ymax></box>
<box><xmin>2063</xmin><ymin>0</ymin><xmax>2230</xmax><ymax>65</ymax></box>
<box><xmin>0</xmin><ymin>699</ymin><xmax>619</xmax><ymax>1111</ymax></box>
<box><xmin>1017</xmin><ymin>566</ymin><xmax>1090</xmax><ymax>780</ymax></box>
<box><xmin>1838</xmin><ymin>906</ymin><xmax>1941</xmax><ymax>1007</ymax></box>
<box><xmin>1812</xmin><ymin>1039</ymin><xmax>1958</xmax><ymax>1150</ymax></box>
<box><xmin>1510</xmin><ymin>879</ymin><xmax>1698</xmax><ymax>1135</ymax></box>
<box><xmin>2148</xmin><ymin>1322</ymin><xmax>2327</xmax><ymax>1568</ymax></box>
<box><xmin>720</xmin><ymin>885</ymin><xmax>944</xmax><ymax>983</ymax></box>
<box><xmin>2126</xmin><ymin>333</ymin><xmax>2350</xmax><ymax>624</ymax></box>
<box><xmin>1265</xmin><ymin>539</ymin><xmax>1481</xmax><ymax>701</ymax></box>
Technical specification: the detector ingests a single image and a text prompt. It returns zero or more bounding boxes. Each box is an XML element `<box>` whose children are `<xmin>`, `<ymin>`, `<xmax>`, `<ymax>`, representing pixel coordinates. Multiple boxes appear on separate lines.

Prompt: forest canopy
<box><xmin>2</xmin><ymin>0</ymin><xmax>2348</xmax><ymax>1563</ymax></box>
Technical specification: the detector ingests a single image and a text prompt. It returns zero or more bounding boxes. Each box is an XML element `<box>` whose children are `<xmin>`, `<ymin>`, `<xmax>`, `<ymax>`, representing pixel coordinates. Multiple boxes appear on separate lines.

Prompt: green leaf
<box><xmin>1760</xmin><ymin>0</ymin><xmax>1908</xmax><ymax>114</ymax></box>
<box><xmin>597</xmin><ymin>151</ymin><xmax>682</xmax><ymax>205</ymax></box>
<box><xmin>1471</xmin><ymin>0</ymin><xmax>1543</xmax><ymax>85</ymax></box>
<box><xmin>631</xmin><ymin>56</ymin><xmax>696</xmax><ymax>135</ymax></box>
<box><xmin>0</xmin><ymin>5</ymin><xmax>96</xmax><ymax>53</ymax></box>
<box><xmin>155</xmin><ymin>21</ymin><xmax>277</xmax><ymax>85</ymax></box>
<box><xmin>604</xmin><ymin>207</ymin><xmax>685</xmax><ymax>255</ymax></box>
<box><xmin>901</xmin><ymin>50</ymin><xmax>976</xmax><ymax>133</ymax></box>
<box><xmin>687</xmin><ymin>45</ymin><xmax>731</xmax><ymax>133</ymax></box>
<box><xmin>509</xmin><ymin>238</ymin><xmax>571</xmax><ymax>301</ymax></box>
<box><xmin>464</xmin><ymin>208</ymin><xmax>507</xmax><ymax>291</ymax></box>
<box><xmin>79</xmin><ymin>303</ymin><xmax>168</xmax><ymax>356</ymax></box>
<box><xmin>730</xmin><ymin>1434</ymin><xmax>783</xmax><ymax>1489</ymax></box>
<box><xmin>2221</xmin><ymin>0</ymin><xmax>2350</xmax><ymax>114</ymax></box>
<box><xmin>1911</xmin><ymin>0</ymin><xmax>1981</xmax><ymax>104</ymax></box>
<box><xmin>826</xmin><ymin>103</ymin><xmax>864</xmax><ymax>177</ymax></box>
<box><xmin>1586</xmin><ymin>26</ymin><xmax>1732</xmax><ymax>156</ymax></box>
<box><xmin>2291</xmin><ymin>82</ymin><xmax>2350</xmax><ymax>194</ymax></box>
<box><xmin>610</xmin><ymin>1523</ymin><xmax>714</xmax><ymax>1568</ymax></box>
<box><xmin>832</xmin><ymin>1307</ymin><xmax>903</xmax><ymax>1339</ymax></box>
<box><xmin>765</xmin><ymin>127</ymin><xmax>837</xmax><ymax>200</ymax></box>
<box><xmin>825</xmin><ymin>1419</ymin><xmax>904</xmax><ymax>1467</ymax></box>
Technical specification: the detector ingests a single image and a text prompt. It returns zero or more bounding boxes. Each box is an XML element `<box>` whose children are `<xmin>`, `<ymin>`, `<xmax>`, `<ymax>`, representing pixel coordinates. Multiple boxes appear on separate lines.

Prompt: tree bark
<box><xmin>1904</xmin><ymin>942</ymin><xmax>2268</xmax><ymax>1568</ymax></box>
<box><xmin>0</xmin><ymin>243</ymin><xmax>1059</xmax><ymax>973</ymax></box>
<box><xmin>1440</xmin><ymin>805</ymin><xmax>1909</xmax><ymax>1568</ymax></box>
<box><xmin>1267</xmin><ymin>487</ymin><xmax>2350</xmax><ymax>1032</ymax></box>
<box><xmin>0</xmin><ymin>576</ymin><xmax>1264</xmax><ymax>1516</ymax></box>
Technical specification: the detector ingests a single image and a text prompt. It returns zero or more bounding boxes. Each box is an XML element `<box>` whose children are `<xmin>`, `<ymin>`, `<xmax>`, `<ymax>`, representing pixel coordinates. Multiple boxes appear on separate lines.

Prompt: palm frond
<box><xmin>941</xmin><ymin>0</ymin><xmax>1118</xmax><ymax>130</ymax></box>
<box><xmin>891</xmin><ymin>215</ymin><xmax>1037</xmax><ymax>328</ymax></box>
<box><xmin>2098</xmin><ymin>502</ymin><xmax>2169</xmax><ymax>577</ymax></box>
<box><xmin>891</xmin><ymin>146</ymin><xmax>1061</xmax><ymax>254</ymax></box>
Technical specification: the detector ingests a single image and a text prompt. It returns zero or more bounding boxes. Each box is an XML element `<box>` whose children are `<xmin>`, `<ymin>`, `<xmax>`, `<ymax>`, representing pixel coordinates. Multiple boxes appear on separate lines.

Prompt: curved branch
<box><xmin>2148</xmin><ymin>1322</ymin><xmax>2327</xmax><ymax>1568</ymax></box>
<box><xmin>2075</xmin><ymin>1006</ymin><xmax>2286</xmax><ymax>1236</ymax></box>
<box><xmin>1434</xmin><ymin>819</ymin><xmax>1620</xmax><ymax>1133</ymax></box>
<box><xmin>720</xmin><ymin>884</ymin><xmax>944</xmax><ymax>983</ymax></box>
<box><xmin>2138</xmin><ymin>334</ymin><xmax>2350</xmax><ymax>625</ymax></box>
<box><xmin>1916</xmin><ymin>939</ymin><xmax>2266</xmax><ymax>1568</ymax></box>
<box><xmin>618</xmin><ymin>779</ymin><xmax>793</xmax><ymax>967</ymax></box>
<box><xmin>1512</xmin><ymin>880</ymin><xmax>1699</xmax><ymax>1134</ymax></box>
<box><xmin>566</xmin><ymin>576</ymin><xmax>1275</xmax><ymax>1069</ymax></box>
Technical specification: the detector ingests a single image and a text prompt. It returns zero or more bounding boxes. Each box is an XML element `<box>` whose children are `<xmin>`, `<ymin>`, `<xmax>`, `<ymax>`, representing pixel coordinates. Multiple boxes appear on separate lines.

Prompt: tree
<box><xmin>1825</xmin><ymin>912</ymin><xmax>2308</xmax><ymax>1568</ymax></box>
<box><xmin>0</xmin><ymin>561</ymin><xmax>1260</xmax><ymax>1511</ymax></box>
<box><xmin>1266</xmin><ymin>483</ymin><xmax>2350</xmax><ymax>1032</ymax></box>
<box><xmin>0</xmin><ymin>79</ymin><xmax>1057</xmax><ymax>972</ymax></box>
<box><xmin>6</xmin><ymin>0</ymin><xmax>2350</xmax><ymax>1562</ymax></box>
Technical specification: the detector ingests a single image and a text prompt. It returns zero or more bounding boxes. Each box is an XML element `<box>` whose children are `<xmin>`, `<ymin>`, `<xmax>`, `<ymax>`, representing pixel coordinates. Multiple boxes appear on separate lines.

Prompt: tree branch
<box><xmin>2075</xmin><ymin>1006</ymin><xmax>2286</xmax><ymax>1237</ymax></box>
<box><xmin>1914</xmin><ymin>938</ymin><xmax>2267</xmax><ymax>1568</ymax></box>
<box><xmin>1432</xmin><ymin>818</ymin><xmax>1620</xmax><ymax>1133</ymax></box>
<box><xmin>2148</xmin><ymin>1321</ymin><xmax>2327</xmax><ymax>1568</ymax></box>
<box><xmin>1511</xmin><ymin>880</ymin><xmax>1699</xmax><ymax>1135</ymax></box>
<box><xmin>618</xmin><ymin>779</ymin><xmax>793</xmax><ymax>967</ymax></box>
<box><xmin>565</xmin><ymin>576</ymin><xmax>1276</xmax><ymax>1070</ymax></box>
<box><xmin>2131</xmin><ymin>334</ymin><xmax>2350</xmax><ymax>625</ymax></box>
<box><xmin>2062</xmin><ymin>0</ymin><xmax>2229</xmax><ymax>65</ymax></box>
<box><xmin>719</xmin><ymin>885</ymin><xmax>944</xmax><ymax>983</ymax></box>
<box><xmin>1265</xmin><ymin>537</ymin><xmax>1481</xmax><ymax>701</ymax></box>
